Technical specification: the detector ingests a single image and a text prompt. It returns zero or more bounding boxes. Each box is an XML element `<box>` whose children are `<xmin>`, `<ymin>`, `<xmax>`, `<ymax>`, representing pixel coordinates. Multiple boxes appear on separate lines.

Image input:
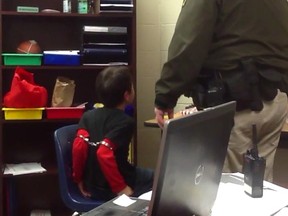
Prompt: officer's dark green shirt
<box><xmin>155</xmin><ymin>0</ymin><xmax>288</xmax><ymax>109</ymax></box>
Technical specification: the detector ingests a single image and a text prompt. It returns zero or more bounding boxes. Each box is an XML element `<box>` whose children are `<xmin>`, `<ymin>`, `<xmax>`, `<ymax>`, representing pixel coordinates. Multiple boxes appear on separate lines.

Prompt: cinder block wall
<box><xmin>136</xmin><ymin>0</ymin><xmax>187</xmax><ymax>168</ymax></box>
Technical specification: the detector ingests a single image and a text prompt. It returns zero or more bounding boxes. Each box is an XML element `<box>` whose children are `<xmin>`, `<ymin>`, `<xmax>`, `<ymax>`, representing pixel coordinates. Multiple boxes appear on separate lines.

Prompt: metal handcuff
<box><xmin>78</xmin><ymin>134</ymin><xmax>114</xmax><ymax>151</ymax></box>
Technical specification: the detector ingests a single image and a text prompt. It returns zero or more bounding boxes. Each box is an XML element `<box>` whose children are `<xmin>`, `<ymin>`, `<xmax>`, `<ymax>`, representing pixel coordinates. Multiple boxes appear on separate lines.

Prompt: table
<box><xmin>144</xmin><ymin>115</ymin><xmax>288</xmax><ymax>149</ymax></box>
<box><xmin>145</xmin><ymin>114</ymin><xmax>288</xmax><ymax>131</ymax></box>
<box><xmin>138</xmin><ymin>173</ymin><xmax>288</xmax><ymax>216</ymax></box>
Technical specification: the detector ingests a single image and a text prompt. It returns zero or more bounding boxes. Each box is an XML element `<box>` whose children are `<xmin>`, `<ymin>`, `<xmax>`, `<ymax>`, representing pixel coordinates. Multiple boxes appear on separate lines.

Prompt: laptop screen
<box><xmin>148</xmin><ymin>102</ymin><xmax>236</xmax><ymax>216</ymax></box>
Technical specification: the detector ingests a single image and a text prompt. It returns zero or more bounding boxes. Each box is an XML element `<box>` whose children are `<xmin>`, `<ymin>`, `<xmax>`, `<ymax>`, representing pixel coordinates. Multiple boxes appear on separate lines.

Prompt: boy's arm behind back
<box><xmin>97</xmin><ymin>139</ymin><xmax>132</xmax><ymax>195</ymax></box>
<box><xmin>72</xmin><ymin>129</ymin><xmax>89</xmax><ymax>183</ymax></box>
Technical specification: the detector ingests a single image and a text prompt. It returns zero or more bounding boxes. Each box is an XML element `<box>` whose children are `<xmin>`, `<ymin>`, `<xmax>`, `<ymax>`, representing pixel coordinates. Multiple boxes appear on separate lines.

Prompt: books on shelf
<box><xmin>83</xmin><ymin>42</ymin><xmax>127</xmax><ymax>48</ymax></box>
<box><xmin>82</xmin><ymin>25</ymin><xmax>129</xmax><ymax>64</ymax></box>
<box><xmin>81</xmin><ymin>54</ymin><xmax>128</xmax><ymax>64</ymax></box>
<box><xmin>83</xmin><ymin>25</ymin><xmax>127</xmax><ymax>34</ymax></box>
<box><xmin>82</xmin><ymin>48</ymin><xmax>127</xmax><ymax>55</ymax></box>
<box><xmin>100</xmin><ymin>4</ymin><xmax>133</xmax><ymax>11</ymax></box>
<box><xmin>82</xmin><ymin>62</ymin><xmax>128</xmax><ymax>66</ymax></box>
<box><xmin>101</xmin><ymin>0</ymin><xmax>132</xmax><ymax>4</ymax></box>
<box><xmin>100</xmin><ymin>0</ymin><xmax>133</xmax><ymax>12</ymax></box>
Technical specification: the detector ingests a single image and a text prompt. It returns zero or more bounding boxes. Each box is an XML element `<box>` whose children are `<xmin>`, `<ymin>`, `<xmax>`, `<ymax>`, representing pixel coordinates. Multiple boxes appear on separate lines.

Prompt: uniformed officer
<box><xmin>154</xmin><ymin>0</ymin><xmax>288</xmax><ymax>182</ymax></box>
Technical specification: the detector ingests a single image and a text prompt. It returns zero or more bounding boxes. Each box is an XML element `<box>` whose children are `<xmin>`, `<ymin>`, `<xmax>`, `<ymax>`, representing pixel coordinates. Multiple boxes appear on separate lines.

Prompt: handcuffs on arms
<box><xmin>78</xmin><ymin>134</ymin><xmax>114</xmax><ymax>151</ymax></box>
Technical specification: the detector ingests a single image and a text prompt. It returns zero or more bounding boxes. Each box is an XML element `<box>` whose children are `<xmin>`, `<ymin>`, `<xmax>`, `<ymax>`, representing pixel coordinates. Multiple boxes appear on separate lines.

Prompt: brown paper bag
<box><xmin>51</xmin><ymin>76</ymin><xmax>75</xmax><ymax>107</ymax></box>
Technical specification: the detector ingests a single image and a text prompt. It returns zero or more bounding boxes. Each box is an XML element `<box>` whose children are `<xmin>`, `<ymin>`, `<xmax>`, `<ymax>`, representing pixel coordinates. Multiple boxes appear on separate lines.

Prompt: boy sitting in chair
<box><xmin>72</xmin><ymin>66</ymin><xmax>154</xmax><ymax>201</ymax></box>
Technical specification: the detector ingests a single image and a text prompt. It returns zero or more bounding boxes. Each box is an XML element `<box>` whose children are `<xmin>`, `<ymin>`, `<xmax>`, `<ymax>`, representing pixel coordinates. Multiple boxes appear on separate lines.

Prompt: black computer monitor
<box><xmin>149</xmin><ymin>101</ymin><xmax>235</xmax><ymax>216</ymax></box>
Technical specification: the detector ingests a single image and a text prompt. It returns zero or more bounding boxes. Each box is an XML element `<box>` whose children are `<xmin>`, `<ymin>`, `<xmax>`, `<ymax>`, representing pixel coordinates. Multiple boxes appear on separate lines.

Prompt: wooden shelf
<box><xmin>1</xmin><ymin>65</ymin><xmax>130</xmax><ymax>70</ymax></box>
<box><xmin>0</xmin><ymin>11</ymin><xmax>134</xmax><ymax>18</ymax></box>
<box><xmin>0</xmin><ymin>0</ymin><xmax>137</xmax><ymax>215</ymax></box>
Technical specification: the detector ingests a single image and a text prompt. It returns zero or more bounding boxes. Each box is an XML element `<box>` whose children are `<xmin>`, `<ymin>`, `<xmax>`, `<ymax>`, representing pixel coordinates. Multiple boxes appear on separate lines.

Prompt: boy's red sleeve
<box><xmin>96</xmin><ymin>138</ymin><xmax>127</xmax><ymax>193</ymax></box>
<box><xmin>72</xmin><ymin>129</ymin><xmax>89</xmax><ymax>183</ymax></box>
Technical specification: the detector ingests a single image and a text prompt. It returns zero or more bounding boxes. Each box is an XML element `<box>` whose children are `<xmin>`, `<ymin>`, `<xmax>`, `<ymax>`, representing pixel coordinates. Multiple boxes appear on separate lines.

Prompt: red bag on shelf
<box><xmin>3</xmin><ymin>67</ymin><xmax>48</xmax><ymax>108</ymax></box>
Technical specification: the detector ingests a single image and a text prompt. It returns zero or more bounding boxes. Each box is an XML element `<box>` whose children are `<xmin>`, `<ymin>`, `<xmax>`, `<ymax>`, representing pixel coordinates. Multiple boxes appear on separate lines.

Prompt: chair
<box><xmin>54</xmin><ymin>124</ymin><xmax>104</xmax><ymax>213</ymax></box>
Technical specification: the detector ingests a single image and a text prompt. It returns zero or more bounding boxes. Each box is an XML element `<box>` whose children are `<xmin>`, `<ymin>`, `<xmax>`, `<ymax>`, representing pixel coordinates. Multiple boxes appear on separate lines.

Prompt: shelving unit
<box><xmin>0</xmin><ymin>0</ymin><xmax>136</xmax><ymax>215</ymax></box>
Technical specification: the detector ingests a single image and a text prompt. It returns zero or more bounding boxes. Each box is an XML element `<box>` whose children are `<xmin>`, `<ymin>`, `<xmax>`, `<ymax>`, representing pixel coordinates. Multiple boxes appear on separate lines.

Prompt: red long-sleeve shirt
<box><xmin>72</xmin><ymin>128</ymin><xmax>126</xmax><ymax>193</ymax></box>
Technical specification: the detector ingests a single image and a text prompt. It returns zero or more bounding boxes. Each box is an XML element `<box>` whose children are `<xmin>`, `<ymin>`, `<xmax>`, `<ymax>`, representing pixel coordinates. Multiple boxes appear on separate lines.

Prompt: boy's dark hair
<box><xmin>96</xmin><ymin>66</ymin><xmax>133</xmax><ymax>108</ymax></box>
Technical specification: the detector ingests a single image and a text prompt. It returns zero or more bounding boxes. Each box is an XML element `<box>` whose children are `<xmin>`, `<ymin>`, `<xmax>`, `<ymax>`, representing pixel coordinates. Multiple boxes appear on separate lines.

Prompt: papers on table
<box><xmin>138</xmin><ymin>191</ymin><xmax>152</xmax><ymax>201</ymax></box>
<box><xmin>4</xmin><ymin>162</ymin><xmax>46</xmax><ymax>175</ymax></box>
<box><xmin>212</xmin><ymin>173</ymin><xmax>288</xmax><ymax>216</ymax></box>
<box><xmin>138</xmin><ymin>173</ymin><xmax>288</xmax><ymax>216</ymax></box>
<box><xmin>113</xmin><ymin>194</ymin><xmax>136</xmax><ymax>207</ymax></box>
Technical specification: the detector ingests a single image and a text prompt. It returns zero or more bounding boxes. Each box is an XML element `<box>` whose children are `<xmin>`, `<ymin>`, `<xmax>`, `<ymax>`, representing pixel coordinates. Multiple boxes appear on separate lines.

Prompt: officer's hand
<box><xmin>154</xmin><ymin>107</ymin><xmax>174</xmax><ymax>129</ymax></box>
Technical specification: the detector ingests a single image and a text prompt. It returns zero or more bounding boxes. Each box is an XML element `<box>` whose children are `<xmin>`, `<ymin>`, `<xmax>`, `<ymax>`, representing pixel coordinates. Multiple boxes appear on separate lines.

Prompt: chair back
<box><xmin>54</xmin><ymin>124</ymin><xmax>104</xmax><ymax>213</ymax></box>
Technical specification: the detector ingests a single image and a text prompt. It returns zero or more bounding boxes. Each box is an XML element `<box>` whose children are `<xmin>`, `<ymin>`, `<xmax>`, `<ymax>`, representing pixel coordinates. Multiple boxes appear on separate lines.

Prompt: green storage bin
<box><xmin>2</xmin><ymin>53</ymin><xmax>42</xmax><ymax>66</ymax></box>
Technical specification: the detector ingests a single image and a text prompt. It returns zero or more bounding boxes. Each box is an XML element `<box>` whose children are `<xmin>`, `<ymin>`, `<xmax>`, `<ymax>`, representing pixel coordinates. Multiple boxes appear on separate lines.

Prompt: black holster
<box><xmin>190</xmin><ymin>71</ymin><xmax>226</xmax><ymax>110</ymax></box>
<box><xmin>223</xmin><ymin>58</ymin><xmax>264</xmax><ymax>111</ymax></box>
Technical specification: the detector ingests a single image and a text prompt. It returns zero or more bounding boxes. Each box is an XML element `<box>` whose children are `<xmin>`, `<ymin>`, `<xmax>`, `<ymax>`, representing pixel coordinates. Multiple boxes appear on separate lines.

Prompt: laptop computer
<box><xmin>82</xmin><ymin>101</ymin><xmax>236</xmax><ymax>216</ymax></box>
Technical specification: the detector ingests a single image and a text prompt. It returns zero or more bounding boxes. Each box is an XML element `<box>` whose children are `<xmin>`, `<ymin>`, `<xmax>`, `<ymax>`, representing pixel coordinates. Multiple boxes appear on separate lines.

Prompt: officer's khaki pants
<box><xmin>222</xmin><ymin>91</ymin><xmax>288</xmax><ymax>182</ymax></box>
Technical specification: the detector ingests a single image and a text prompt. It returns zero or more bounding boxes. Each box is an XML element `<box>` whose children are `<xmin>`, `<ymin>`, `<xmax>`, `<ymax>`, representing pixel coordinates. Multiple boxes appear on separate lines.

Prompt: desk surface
<box><xmin>145</xmin><ymin>114</ymin><xmax>288</xmax><ymax>150</ymax></box>
<box><xmin>138</xmin><ymin>173</ymin><xmax>288</xmax><ymax>216</ymax></box>
<box><xmin>145</xmin><ymin>114</ymin><xmax>288</xmax><ymax>132</ymax></box>
<box><xmin>214</xmin><ymin>173</ymin><xmax>288</xmax><ymax>216</ymax></box>
<box><xmin>144</xmin><ymin>112</ymin><xmax>182</xmax><ymax>128</ymax></box>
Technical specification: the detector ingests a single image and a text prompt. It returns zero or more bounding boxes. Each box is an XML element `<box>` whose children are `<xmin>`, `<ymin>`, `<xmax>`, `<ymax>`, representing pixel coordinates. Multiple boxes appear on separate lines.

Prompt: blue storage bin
<box><xmin>43</xmin><ymin>50</ymin><xmax>80</xmax><ymax>66</ymax></box>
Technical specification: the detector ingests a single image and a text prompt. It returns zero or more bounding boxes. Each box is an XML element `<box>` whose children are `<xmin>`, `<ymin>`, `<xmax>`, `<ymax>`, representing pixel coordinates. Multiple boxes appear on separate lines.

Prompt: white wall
<box><xmin>136</xmin><ymin>0</ymin><xmax>189</xmax><ymax>168</ymax></box>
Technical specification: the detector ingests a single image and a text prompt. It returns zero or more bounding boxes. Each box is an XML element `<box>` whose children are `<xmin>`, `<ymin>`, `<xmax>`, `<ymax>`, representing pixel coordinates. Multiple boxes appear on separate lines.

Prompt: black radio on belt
<box><xmin>243</xmin><ymin>124</ymin><xmax>266</xmax><ymax>198</ymax></box>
